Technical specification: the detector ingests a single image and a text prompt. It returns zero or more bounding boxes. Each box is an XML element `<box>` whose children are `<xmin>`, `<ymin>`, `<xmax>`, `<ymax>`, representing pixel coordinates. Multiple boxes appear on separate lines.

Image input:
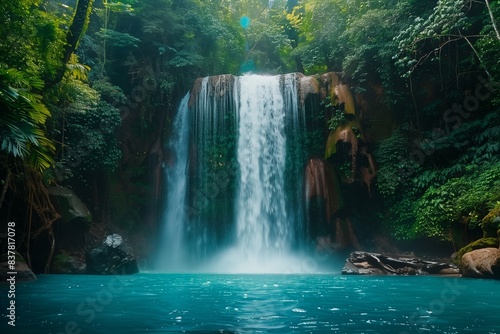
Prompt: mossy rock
<box><xmin>482</xmin><ymin>204</ymin><xmax>500</xmax><ymax>238</ymax></box>
<box><xmin>454</xmin><ymin>237</ymin><xmax>499</xmax><ymax>265</ymax></box>
<box><xmin>47</xmin><ymin>186</ymin><xmax>92</xmax><ymax>226</ymax></box>
<box><xmin>51</xmin><ymin>251</ymin><xmax>86</xmax><ymax>274</ymax></box>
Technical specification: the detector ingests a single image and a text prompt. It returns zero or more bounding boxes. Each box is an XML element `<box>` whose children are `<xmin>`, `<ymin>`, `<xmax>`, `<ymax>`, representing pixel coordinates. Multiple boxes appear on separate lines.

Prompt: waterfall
<box><xmin>158</xmin><ymin>74</ymin><xmax>310</xmax><ymax>272</ymax></box>
<box><xmin>156</xmin><ymin>94</ymin><xmax>190</xmax><ymax>271</ymax></box>
<box><xmin>189</xmin><ymin>75</ymin><xmax>238</xmax><ymax>261</ymax></box>
<box><xmin>235</xmin><ymin>75</ymin><xmax>289</xmax><ymax>258</ymax></box>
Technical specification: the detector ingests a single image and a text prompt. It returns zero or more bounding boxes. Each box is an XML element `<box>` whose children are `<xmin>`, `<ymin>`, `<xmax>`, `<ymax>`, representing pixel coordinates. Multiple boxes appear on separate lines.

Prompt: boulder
<box><xmin>453</xmin><ymin>237</ymin><xmax>499</xmax><ymax>265</ymax></box>
<box><xmin>461</xmin><ymin>248</ymin><xmax>500</xmax><ymax>279</ymax></box>
<box><xmin>48</xmin><ymin>187</ymin><xmax>92</xmax><ymax>250</ymax></box>
<box><xmin>47</xmin><ymin>187</ymin><xmax>92</xmax><ymax>226</ymax></box>
<box><xmin>86</xmin><ymin>234</ymin><xmax>138</xmax><ymax>275</ymax></box>
<box><xmin>342</xmin><ymin>251</ymin><xmax>460</xmax><ymax>276</ymax></box>
<box><xmin>50</xmin><ymin>251</ymin><xmax>86</xmax><ymax>274</ymax></box>
<box><xmin>0</xmin><ymin>251</ymin><xmax>36</xmax><ymax>281</ymax></box>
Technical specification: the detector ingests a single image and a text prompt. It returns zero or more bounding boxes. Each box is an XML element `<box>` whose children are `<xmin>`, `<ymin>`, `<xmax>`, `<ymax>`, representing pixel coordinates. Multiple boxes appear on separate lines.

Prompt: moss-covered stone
<box><xmin>50</xmin><ymin>251</ymin><xmax>86</xmax><ymax>274</ymax></box>
<box><xmin>482</xmin><ymin>204</ymin><xmax>500</xmax><ymax>238</ymax></box>
<box><xmin>454</xmin><ymin>237</ymin><xmax>499</xmax><ymax>265</ymax></box>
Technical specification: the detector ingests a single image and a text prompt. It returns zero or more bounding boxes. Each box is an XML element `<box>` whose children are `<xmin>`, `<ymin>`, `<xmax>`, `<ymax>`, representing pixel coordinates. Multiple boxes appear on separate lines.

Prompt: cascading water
<box><xmin>235</xmin><ymin>75</ymin><xmax>289</xmax><ymax>259</ymax></box>
<box><xmin>156</xmin><ymin>94</ymin><xmax>190</xmax><ymax>271</ymax></box>
<box><xmin>157</xmin><ymin>74</ymin><xmax>313</xmax><ymax>272</ymax></box>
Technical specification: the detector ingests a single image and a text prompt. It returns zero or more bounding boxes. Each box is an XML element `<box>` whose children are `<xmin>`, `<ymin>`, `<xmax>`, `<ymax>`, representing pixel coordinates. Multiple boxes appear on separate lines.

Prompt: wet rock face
<box><xmin>85</xmin><ymin>234</ymin><xmax>139</xmax><ymax>275</ymax></box>
<box><xmin>461</xmin><ymin>248</ymin><xmax>500</xmax><ymax>279</ymax></box>
<box><xmin>342</xmin><ymin>251</ymin><xmax>460</xmax><ymax>276</ymax></box>
<box><xmin>47</xmin><ymin>187</ymin><xmax>92</xmax><ymax>226</ymax></box>
<box><xmin>48</xmin><ymin>186</ymin><xmax>92</xmax><ymax>251</ymax></box>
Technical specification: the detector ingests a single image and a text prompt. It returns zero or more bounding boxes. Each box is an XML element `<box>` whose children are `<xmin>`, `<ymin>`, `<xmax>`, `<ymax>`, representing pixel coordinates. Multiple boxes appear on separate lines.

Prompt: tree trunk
<box><xmin>485</xmin><ymin>0</ymin><xmax>500</xmax><ymax>41</ymax></box>
<box><xmin>48</xmin><ymin>0</ymin><xmax>94</xmax><ymax>87</ymax></box>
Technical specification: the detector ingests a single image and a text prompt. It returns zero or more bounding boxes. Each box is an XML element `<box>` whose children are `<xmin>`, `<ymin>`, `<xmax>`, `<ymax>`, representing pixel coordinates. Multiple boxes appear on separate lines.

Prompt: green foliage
<box><xmin>376</xmin><ymin>109</ymin><xmax>500</xmax><ymax>243</ymax></box>
<box><xmin>96</xmin><ymin>28</ymin><xmax>141</xmax><ymax>48</ymax></box>
<box><xmin>289</xmin><ymin>0</ymin><xmax>346</xmax><ymax>72</ymax></box>
<box><xmin>240</xmin><ymin>1</ymin><xmax>297</xmax><ymax>73</ymax></box>
<box><xmin>324</xmin><ymin>97</ymin><xmax>347</xmax><ymax>130</ymax></box>
<box><xmin>290</xmin><ymin>0</ymin><xmax>410</xmax><ymax>105</ymax></box>
<box><xmin>374</xmin><ymin>127</ymin><xmax>411</xmax><ymax>197</ymax></box>
<box><xmin>91</xmin><ymin>78</ymin><xmax>127</xmax><ymax>105</ymax></box>
<box><xmin>46</xmin><ymin>77</ymin><xmax>100</xmax><ymax>115</ymax></box>
<box><xmin>0</xmin><ymin>0</ymin><xmax>66</xmax><ymax>80</ymax></box>
<box><xmin>63</xmin><ymin>100</ymin><xmax>122</xmax><ymax>176</ymax></box>
<box><xmin>420</xmin><ymin>111</ymin><xmax>500</xmax><ymax>180</ymax></box>
<box><xmin>45</xmin><ymin>71</ymin><xmax>122</xmax><ymax>180</ymax></box>
<box><xmin>475</xmin><ymin>0</ymin><xmax>500</xmax><ymax>98</ymax></box>
<box><xmin>132</xmin><ymin>0</ymin><xmax>246</xmax><ymax>76</ymax></box>
<box><xmin>393</xmin><ymin>0</ymin><xmax>499</xmax><ymax>81</ymax></box>
<box><xmin>414</xmin><ymin>162</ymin><xmax>499</xmax><ymax>239</ymax></box>
<box><xmin>0</xmin><ymin>68</ymin><xmax>55</xmax><ymax>170</ymax></box>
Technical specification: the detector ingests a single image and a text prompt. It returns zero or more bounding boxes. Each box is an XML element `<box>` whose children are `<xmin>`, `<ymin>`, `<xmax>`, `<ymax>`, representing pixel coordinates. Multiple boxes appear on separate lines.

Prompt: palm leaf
<box><xmin>0</xmin><ymin>68</ymin><xmax>55</xmax><ymax>170</ymax></box>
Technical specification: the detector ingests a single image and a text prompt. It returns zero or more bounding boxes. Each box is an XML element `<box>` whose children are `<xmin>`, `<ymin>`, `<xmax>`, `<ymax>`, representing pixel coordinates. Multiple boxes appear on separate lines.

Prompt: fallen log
<box><xmin>342</xmin><ymin>251</ymin><xmax>460</xmax><ymax>276</ymax></box>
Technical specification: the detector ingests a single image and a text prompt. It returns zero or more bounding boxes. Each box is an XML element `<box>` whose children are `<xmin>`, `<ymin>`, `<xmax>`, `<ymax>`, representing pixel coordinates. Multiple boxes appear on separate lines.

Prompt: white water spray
<box><xmin>235</xmin><ymin>75</ymin><xmax>289</xmax><ymax>257</ymax></box>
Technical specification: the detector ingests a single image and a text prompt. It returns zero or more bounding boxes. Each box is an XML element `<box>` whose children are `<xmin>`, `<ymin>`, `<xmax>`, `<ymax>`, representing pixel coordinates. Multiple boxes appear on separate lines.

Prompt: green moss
<box><xmin>50</xmin><ymin>251</ymin><xmax>86</xmax><ymax>274</ymax></box>
<box><xmin>51</xmin><ymin>252</ymin><xmax>72</xmax><ymax>269</ymax></box>
<box><xmin>482</xmin><ymin>202</ymin><xmax>500</xmax><ymax>238</ymax></box>
<box><xmin>454</xmin><ymin>237</ymin><xmax>499</xmax><ymax>265</ymax></box>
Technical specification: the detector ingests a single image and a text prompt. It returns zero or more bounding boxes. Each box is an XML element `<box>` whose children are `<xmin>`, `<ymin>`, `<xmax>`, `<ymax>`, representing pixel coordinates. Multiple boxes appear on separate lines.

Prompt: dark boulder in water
<box><xmin>86</xmin><ymin>234</ymin><xmax>139</xmax><ymax>275</ymax></box>
<box><xmin>342</xmin><ymin>251</ymin><xmax>460</xmax><ymax>276</ymax></box>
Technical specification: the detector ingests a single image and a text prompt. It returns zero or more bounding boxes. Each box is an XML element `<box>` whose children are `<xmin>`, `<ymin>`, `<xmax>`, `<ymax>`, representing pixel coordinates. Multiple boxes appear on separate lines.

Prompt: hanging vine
<box><xmin>22</xmin><ymin>165</ymin><xmax>61</xmax><ymax>273</ymax></box>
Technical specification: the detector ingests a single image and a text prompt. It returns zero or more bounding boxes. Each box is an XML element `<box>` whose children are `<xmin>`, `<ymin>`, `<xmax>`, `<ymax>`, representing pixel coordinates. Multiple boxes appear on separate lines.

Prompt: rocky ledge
<box><xmin>342</xmin><ymin>251</ymin><xmax>460</xmax><ymax>276</ymax></box>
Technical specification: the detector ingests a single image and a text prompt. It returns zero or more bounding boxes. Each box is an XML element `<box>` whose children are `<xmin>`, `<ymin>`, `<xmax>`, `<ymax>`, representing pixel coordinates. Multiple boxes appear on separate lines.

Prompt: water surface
<box><xmin>2</xmin><ymin>274</ymin><xmax>499</xmax><ymax>333</ymax></box>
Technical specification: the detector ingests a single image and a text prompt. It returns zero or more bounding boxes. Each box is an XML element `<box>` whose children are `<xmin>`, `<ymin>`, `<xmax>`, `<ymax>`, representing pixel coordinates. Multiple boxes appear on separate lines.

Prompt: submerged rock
<box><xmin>342</xmin><ymin>251</ymin><xmax>460</xmax><ymax>276</ymax></box>
<box><xmin>461</xmin><ymin>248</ymin><xmax>500</xmax><ymax>279</ymax></box>
<box><xmin>86</xmin><ymin>234</ymin><xmax>139</xmax><ymax>275</ymax></box>
<box><xmin>0</xmin><ymin>251</ymin><xmax>37</xmax><ymax>281</ymax></box>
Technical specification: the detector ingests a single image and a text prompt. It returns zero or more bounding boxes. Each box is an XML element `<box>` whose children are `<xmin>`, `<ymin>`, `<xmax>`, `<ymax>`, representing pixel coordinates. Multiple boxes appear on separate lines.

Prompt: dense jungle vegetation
<box><xmin>1</xmin><ymin>0</ymin><xmax>499</xmax><ymax>267</ymax></box>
